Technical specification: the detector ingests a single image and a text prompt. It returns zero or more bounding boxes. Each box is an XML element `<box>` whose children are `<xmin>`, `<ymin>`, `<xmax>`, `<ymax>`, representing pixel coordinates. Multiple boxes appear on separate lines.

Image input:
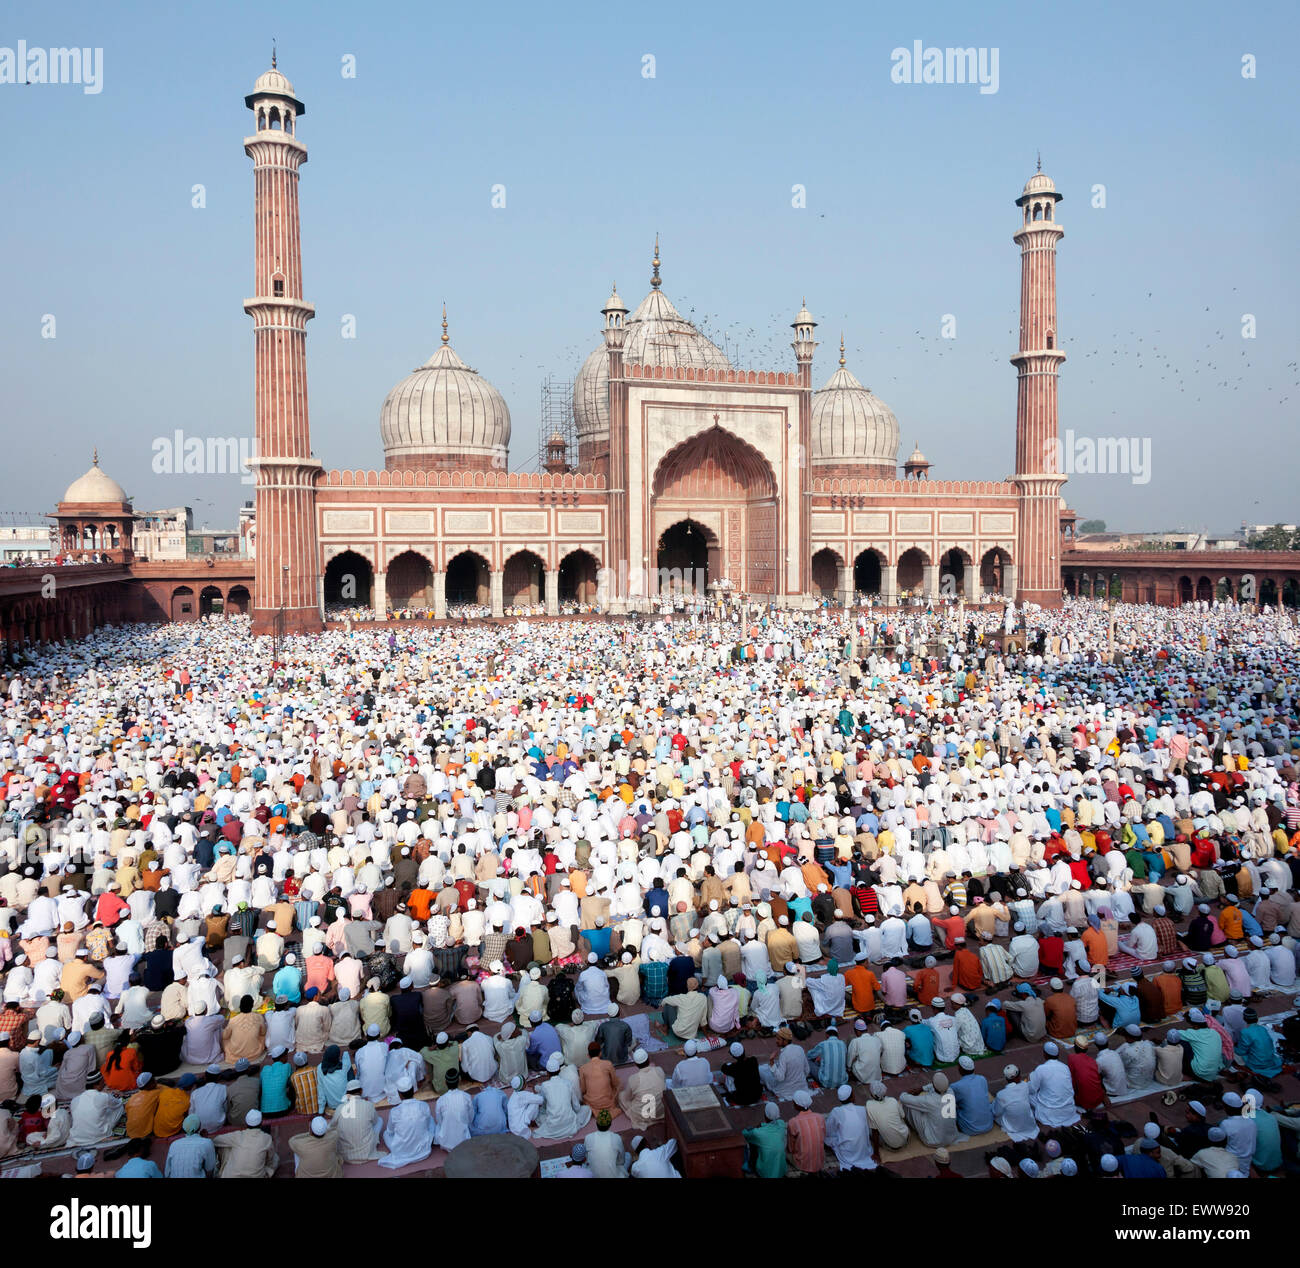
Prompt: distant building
<box><xmin>0</xmin><ymin>523</ymin><xmax>54</xmax><ymax>563</ymax></box>
<box><xmin>132</xmin><ymin>507</ymin><xmax>192</xmax><ymax>560</ymax></box>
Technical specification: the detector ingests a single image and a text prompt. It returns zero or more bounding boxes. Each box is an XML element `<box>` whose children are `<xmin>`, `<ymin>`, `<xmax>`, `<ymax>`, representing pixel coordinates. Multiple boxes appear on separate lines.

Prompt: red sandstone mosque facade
<box><xmin>50</xmin><ymin>59</ymin><xmax>1073</xmax><ymax>635</ymax></box>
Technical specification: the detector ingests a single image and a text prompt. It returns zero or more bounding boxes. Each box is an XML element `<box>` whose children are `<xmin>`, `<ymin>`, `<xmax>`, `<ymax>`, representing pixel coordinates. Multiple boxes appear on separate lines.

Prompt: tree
<box><xmin>1078</xmin><ymin>519</ymin><xmax>1106</xmax><ymax>534</ymax></box>
<box><xmin>1248</xmin><ymin>524</ymin><xmax>1292</xmax><ymax>551</ymax></box>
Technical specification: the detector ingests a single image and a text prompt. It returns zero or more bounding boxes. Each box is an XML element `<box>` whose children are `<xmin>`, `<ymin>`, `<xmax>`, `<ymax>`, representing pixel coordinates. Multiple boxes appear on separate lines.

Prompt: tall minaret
<box><xmin>791</xmin><ymin>300</ymin><xmax>817</xmax><ymax>599</ymax></box>
<box><xmin>1011</xmin><ymin>160</ymin><xmax>1066</xmax><ymax>608</ymax></box>
<box><xmin>244</xmin><ymin>54</ymin><xmax>322</xmax><ymax>635</ymax></box>
<box><xmin>601</xmin><ymin>277</ymin><xmax>629</xmax><ymax>607</ymax></box>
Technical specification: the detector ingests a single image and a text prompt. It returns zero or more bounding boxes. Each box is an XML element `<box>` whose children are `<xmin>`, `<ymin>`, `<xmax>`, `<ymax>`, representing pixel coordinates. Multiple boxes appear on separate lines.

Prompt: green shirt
<box><xmin>743</xmin><ymin>1120</ymin><xmax>788</xmax><ymax>1178</ymax></box>
<box><xmin>420</xmin><ymin>1043</ymin><xmax>461</xmax><ymax>1093</ymax></box>
<box><xmin>1182</xmin><ymin>1027</ymin><xmax>1223</xmax><ymax>1081</ymax></box>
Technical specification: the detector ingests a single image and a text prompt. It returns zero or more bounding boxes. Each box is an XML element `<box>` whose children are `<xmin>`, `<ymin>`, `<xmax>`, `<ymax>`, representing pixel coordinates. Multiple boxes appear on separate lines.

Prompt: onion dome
<box><xmin>809</xmin><ymin>335</ymin><xmax>900</xmax><ymax>474</ymax></box>
<box><xmin>379</xmin><ymin>306</ymin><xmax>511</xmax><ymax>470</ymax></box>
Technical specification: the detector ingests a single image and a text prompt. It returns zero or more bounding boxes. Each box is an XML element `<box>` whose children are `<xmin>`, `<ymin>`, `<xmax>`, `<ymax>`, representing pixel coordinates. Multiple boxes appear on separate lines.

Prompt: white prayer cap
<box><xmin>284</xmin><ymin>952</ymin><xmax>296</xmax><ymax>965</ymax></box>
<box><xmin>1002</xmin><ymin>1064</ymin><xmax>1019</xmax><ymax>1080</ymax></box>
<box><xmin>729</xmin><ymin>1042</ymin><xmax>744</xmax><ymax>1058</ymax></box>
<box><xmin>836</xmin><ymin>1084</ymin><xmax>852</xmax><ymax>1102</ymax></box>
<box><xmin>136</xmin><ymin>1072</ymin><xmax>153</xmax><ymax>1088</ymax></box>
<box><xmin>528</xmin><ymin>1010</ymin><xmax>542</xmax><ymax>1024</ymax></box>
<box><xmin>620</xmin><ymin>952</ymin><xmax>632</xmax><ymax>965</ymax></box>
<box><xmin>958</xmin><ymin>1055</ymin><xmax>974</xmax><ymax>1072</ymax></box>
<box><xmin>571</xmin><ymin>1010</ymin><xmax>584</xmax><ymax>1024</ymax></box>
<box><xmin>529</xmin><ymin>966</ymin><xmax>542</xmax><ymax>981</ymax></box>
<box><xmin>868</xmin><ymin>1081</ymin><xmax>887</xmax><ymax>1098</ymax></box>
<box><xmin>338</xmin><ymin>987</ymin><xmax>351</xmax><ymax>1001</ymax></box>
<box><xmin>793</xmin><ymin>1090</ymin><xmax>813</xmax><ymax>1109</ymax></box>
<box><xmin>310</xmin><ymin>1116</ymin><xmax>328</xmax><ymax>1137</ymax></box>
<box><xmin>1143</xmin><ymin>1122</ymin><xmax>1161</xmax><ymax>1140</ymax></box>
<box><xmin>399</xmin><ymin>976</ymin><xmax>413</xmax><ymax>989</ymax></box>
<box><xmin>1099</xmin><ymin>1153</ymin><xmax>1118</xmax><ymax>1172</ymax></box>
<box><xmin>366</xmin><ymin>1023</ymin><xmax>380</xmax><ymax>1038</ymax></box>
<box><xmin>396</xmin><ymin>1076</ymin><xmax>414</xmax><ymax>1093</ymax></box>
<box><xmin>246</xmin><ymin>1109</ymin><xmax>263</xmax><ymax>1127</ymax></box>
<box><xmin>683</xmin><ymin>1040</ymin><xmax>697</xmax><ymax>1057</ymax></box>
<box><xmin>633</xmin><ymin>1048</ymin><xmax>648</xmax><ymax>1065</ymax></box>
<box><xmin>1049</xmin><ymin>977</ymin><xmax>1064</xmax><ymax>991</ymax></box>
<box><xmin>1208</xmin><ymin>1126</ymin><xmax>1227</xmax><ymax>1143</ymax></box>
<box><xmin>764</xmin><ymin>1102</ymin><xmax>781</xmax><ymax>1121</ymax></box>
<box><xmin>546</xmin><ymin>1052</ymin><xmax>564</xmax><ymax>1073</ymax></box>
<box><xmin>436</xmin><ymin>1032</ymin><xmax>449</xmax><ymax>1044</ymax></box>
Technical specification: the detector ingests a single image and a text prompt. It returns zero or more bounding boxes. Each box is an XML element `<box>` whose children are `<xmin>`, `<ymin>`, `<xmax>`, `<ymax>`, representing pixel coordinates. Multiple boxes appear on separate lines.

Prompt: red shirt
<box><xmin>1037</xmin><ymin>935</ymin><xmax>1065</xmax><ymax>971</ymax></box>
<box><xmin>1066</xmin><ymin>1051</ymin><xmax>1106</xmax><ymax>1110</ymax></box>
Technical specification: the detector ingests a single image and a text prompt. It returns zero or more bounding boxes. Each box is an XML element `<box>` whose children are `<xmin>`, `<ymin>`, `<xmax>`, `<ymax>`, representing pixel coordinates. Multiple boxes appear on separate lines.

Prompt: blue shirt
<box><xmin>116</xmin><ymin>1157</ymin><xmax>163</xmax><ymax>1179</ymax></box>
<box><xmin>470</xmin><ymin>1086</ymin><xmax>510</xmax><ymax>1136</ymax></box>
<box><xmin>582</xmin><ymin>927</ymin><xmax>612</xmax><ymax>959</ymax></box>
<box><xmin>271</xmin><ymin>965</ymin><xmax>302</xmax><ymax>1004</ymax></box>
<box><xmin>951</xmin><ymin>1073</ymin><xmax>995</xmax><ymax>1135</ymax></box>
<box><xmin>259</xmin><ymin>1060</ymin><xmax>293</xmax><ymax>1114</ymax></box>
<box><xmin>808</xmin><ymin>1037</ymin><xmax>847</xmax><ymax>1088</ymax></box>
<box><xmin>1099</xmin><ymin>989</ymin><xmax>1141</xmax><ymax>1030</ymax></box>
<box><xmin>525</xmin><ymin>1023</ymin><xmax>561</xmax><ymax>1067</ymax></box>
<box><xmin>903</xmin><ymin>1023</ymin><xmax>935</xmax><ymax>1067</ymax></box>
<box><xmin>981</xmin><ymin>1013</ymin><xmax>1008</xmax><ymax>1052</ymax></box>
<box><xmin>1118</xmin><ymin>1152</ymin><xmax>1167</xmax><ymax>1179</ymax></box>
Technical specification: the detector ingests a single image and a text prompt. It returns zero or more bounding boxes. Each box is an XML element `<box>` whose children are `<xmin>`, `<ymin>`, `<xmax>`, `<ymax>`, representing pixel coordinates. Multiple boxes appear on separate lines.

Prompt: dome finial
<box><xmin>651</xmin><ymin>234</ymin><xmax>661</xmax><ymax>290</ymax></box>
<box><xmin>1036</xmin><ymin>149</ymin><xmax>1042</xmax><ymax>173</ymax></box>
<box><xmin>441</xmin><ymin>302</ymin><xmax>449</xmax><ymax>345</ymax></box>
<box><xmin>271</xmin><ymin>40</ymin><xmax>277</xmax><ymax>70</ymax></box>
<box><xmin>92</xmin><ymin>447</ymin><xmax>98</xmax><ymax>466</ymax></box>
<box><xmin>839</xmin><ymin>332</ymin><xmax>846</xmax><ymax>368</ymax></box>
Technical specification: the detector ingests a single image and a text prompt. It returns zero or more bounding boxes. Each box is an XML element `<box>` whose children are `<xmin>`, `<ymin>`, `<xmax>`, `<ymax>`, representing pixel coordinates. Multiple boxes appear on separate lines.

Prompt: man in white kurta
<box><xmin>379</xmin><ymin>1082</ymin><xmax>436</xmax><ymax>1169</ymax></box>
<box><xmin>433</xmin><ymin>1080</ymin><xmax>474</xmax><ymax>1151</ymax></box>
<box><xmin>336</xmin><ymin>1084</ymin><xmax>381</xmax><ymax>1161</ymax></box>
<box><xmin>1028</xmin><ymin>1045</ymin><xmax>1080</xmax><ymax>1128</ymax></box>
<box><xmin>759</xmin><ymin>1034</ymin><xmax>811</xmax><ymax>1101</ymax></box>
<box><xmin>824</xmin><ymin>1086</ymin><xmax>876</xmax><ymax>1171</ymax></box>
<box><xmin>533</xmin><ymin>1058</ymin><xmax>593</xmax><ymax>1139</ymax></box>
<box><xmin>67</xmin><ymin>1087</ymin><xmax>124</xmax><ymax>1145</ymax></box>
<box><xmin>506</xmin><ymin>1081</ymin><xmax>543</xmax><ymax>1138</ymax></box>
<box><xmin>356</xmin><ymin>1029</ymin><xmax>390</xmax><ymax>1102</ymax></box>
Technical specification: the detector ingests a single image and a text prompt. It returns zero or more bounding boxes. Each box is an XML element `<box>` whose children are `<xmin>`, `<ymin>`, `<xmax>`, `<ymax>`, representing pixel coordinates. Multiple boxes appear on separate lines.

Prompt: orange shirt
<box><xmin>1220</xmin><ymin>907</ymin><xmax>1244</xmax><ymax>941</ymax></box>
<box><xmin>1082</xmin><ymin>926</ymin><xmax>1109</xmax><ymax>967</ymax></box>
<box><xmin>952</xmin><ymin>949</ymin><xmax>984</xmax><ymax>991</ymax></box>
<box><xmin>842</xmin><ymin>965</ymin><xmax>880</xmax><ymax>1013</ymax></box>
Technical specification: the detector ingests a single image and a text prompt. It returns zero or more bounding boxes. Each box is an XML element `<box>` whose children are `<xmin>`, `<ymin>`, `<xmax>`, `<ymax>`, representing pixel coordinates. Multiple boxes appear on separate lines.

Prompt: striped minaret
<box><xmin>244</xmin><ymin>55</ymin><xmax>323</xmax><ymax>635</ymax></box>
<box><xmin>1011</xmin><ymin>161</ymin><xmax>1066</xmax><ymax>608</ymax></box>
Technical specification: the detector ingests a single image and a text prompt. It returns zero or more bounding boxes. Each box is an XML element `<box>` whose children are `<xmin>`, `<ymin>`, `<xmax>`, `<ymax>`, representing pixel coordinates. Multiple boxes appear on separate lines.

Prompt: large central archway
<box><xmin>446</xmin><ymin>551</ymin><xmax>490</xmax><ymax>607</ymax></box>
<box><xmin>656</xmin><ymin>520</ymin><xmax>714</xmax><ymax>596</ymax></box>
<box><xmin>651</xmin><ymin>424</ymin><xmax>779</xmax><ymax>595</ymax></box>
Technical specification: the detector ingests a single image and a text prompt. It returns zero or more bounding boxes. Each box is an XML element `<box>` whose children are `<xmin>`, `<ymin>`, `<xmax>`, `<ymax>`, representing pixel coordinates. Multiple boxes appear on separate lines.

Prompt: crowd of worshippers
<box><xmin>0</xmin><ymin>596</ymin><xmax>1297</xmax><ymax>1177</ymax></box>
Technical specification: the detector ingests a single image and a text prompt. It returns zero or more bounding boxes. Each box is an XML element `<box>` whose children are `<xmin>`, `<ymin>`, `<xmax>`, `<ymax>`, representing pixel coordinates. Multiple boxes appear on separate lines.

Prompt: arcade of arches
<box><xmin>810</xmin><ymin>546</ymin><xmax>1014</xmax><ymax>603</ymax></box>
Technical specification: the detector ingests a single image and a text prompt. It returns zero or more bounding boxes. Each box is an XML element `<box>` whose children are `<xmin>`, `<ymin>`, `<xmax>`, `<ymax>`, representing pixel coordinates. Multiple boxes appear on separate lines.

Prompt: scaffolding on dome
<box><xmin>534</xmin><ymin>374</ymin><xmax>577</xmax><ymax>474</ymax></box>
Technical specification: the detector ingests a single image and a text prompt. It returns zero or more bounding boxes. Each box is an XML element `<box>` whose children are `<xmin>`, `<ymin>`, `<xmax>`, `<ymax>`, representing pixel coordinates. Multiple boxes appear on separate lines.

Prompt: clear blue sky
<box><xmin>3</xmin><ymin>0</ymin><xmax>1296</xmax><ymax>534</ymax></box>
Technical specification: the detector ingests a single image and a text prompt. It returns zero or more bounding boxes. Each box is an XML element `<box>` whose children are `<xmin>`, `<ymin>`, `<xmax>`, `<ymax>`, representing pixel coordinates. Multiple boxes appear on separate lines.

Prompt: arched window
<box><xmin>1033</xmin><ymin>203</ymin><xmax>1043</xmax><ymax>221</ymax></box>
<box><xmin>1045</xmin><ymin>202</ymin><xmax>1053</xmax><ymax>220</ymax></box>
<box><xmin>258</xmin><ymin>109</ymin><xmax>266</xmax><ymax>129</ymax></box>
<box><xmin>1046</xmin><ymin>330</ymin><xmax>1054</xmax><ymax>349</ymax></box>
<box><xmin>269</xmin><ymin>106</ymin><xmax>281</xmax><ymax>130</ymax></box>
<box><xmin>273</xmin><ymin>278</ymin><xmax>285</xmax><ymax>297</ymax></box>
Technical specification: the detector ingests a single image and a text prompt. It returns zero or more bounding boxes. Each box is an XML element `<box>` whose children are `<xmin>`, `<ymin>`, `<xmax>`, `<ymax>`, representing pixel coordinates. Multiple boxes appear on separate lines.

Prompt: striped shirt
<box><xmin>291</xmin><ymin>1066</ymin><xmax>319</xmax><ymax>1115</ymax></box>
<box><xmin>785</xmin><ymin>1109</ymin><xmax>827</xmax><ymax>1173</ymax></box>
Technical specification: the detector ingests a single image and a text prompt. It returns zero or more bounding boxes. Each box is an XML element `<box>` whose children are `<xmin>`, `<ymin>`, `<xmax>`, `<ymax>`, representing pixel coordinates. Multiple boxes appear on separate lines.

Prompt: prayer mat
<box><xmin>876</xmin><ymin>1122</ymin><xmax>1007</xmax><ymax>1164</ymax></box>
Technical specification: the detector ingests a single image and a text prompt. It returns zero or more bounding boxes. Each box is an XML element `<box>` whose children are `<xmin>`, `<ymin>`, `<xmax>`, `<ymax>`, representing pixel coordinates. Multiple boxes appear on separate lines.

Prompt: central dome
<box><xmin>810</xmin><ymin>338</ymin><xmax>900</xmax><ymax>477</ymax></box>
<box><xmin>573</xmin><ymin>244</ymin><xmax>731</xmax><ymax>450</ymax></box>
<box><xmin>379</xmin><ymin>310</ymin><xmax>511</xmax><ymax>472</ymax></box>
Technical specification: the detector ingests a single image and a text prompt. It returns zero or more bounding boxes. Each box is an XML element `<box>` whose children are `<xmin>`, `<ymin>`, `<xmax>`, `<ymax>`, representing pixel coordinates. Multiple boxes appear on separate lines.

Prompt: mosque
<box><xmin>48</xmin><ymin>57</ymin><xmax>1073</xmax><ymax>635</ymax></box>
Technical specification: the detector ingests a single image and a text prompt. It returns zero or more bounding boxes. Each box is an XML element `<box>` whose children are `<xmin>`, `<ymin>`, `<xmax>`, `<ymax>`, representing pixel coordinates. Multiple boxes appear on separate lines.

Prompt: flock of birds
<box><xmin>511</xmin><ymin>284</ymin><xmax>1296</xmax><ymax>474</ymax></box>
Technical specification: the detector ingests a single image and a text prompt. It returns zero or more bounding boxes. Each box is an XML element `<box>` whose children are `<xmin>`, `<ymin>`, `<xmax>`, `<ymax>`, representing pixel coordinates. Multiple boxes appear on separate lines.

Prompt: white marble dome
<box><xmin>573</xmin><ymin>255</ymin><xmax>731</xmax><ymax>448</ymax></box>
<box><xmin>380</xmin><ymin>319</ymin><xmax>511</xmax><ymax>468</ymax></box>
<box><xmin>253</xmin><ymin>66</ymin><xmax>296</xmax><ymax>97</ymax></box>
<box><xmin>62</xmin><ymin>454</ymin><xmax>129</xmax><ymax>505</ymax></box>
<box><xmin>810</xmin><ymin>343</ymin><xmax>900</xmax><ymax>471</ymax></box>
